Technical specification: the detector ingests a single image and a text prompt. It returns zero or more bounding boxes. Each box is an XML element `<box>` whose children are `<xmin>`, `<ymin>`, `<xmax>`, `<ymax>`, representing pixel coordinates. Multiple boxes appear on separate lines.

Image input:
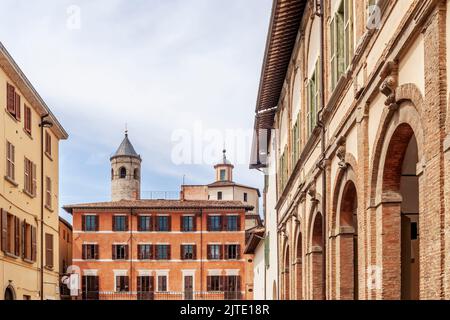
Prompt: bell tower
<box><xmin>214</xmin><ymin>149</ymin><xmax>234</xmax><ymax>182</ymax></box>
<box><xmin>110</xmin><ymin>130</ymin><xmax>142</xmax><ymax>201</ymax></box>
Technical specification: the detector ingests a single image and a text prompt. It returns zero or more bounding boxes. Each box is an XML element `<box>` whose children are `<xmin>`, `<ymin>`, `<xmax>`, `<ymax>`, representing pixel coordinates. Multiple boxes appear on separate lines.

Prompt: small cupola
<box><xmin>214</xmin><ymin>149</ymin><xmax>234</xmax><ymax>182</ymax></box>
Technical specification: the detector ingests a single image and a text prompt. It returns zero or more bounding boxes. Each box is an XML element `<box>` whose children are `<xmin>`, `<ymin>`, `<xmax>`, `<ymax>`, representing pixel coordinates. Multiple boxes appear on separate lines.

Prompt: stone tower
<box><xmin>110</xmin><ymin>131</ymin><xmax>141</xmax><ymax>201</ymax></box>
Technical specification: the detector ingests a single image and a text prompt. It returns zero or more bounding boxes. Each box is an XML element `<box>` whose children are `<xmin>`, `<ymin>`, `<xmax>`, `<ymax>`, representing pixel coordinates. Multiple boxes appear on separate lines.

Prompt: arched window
<box><xmin>111</xmin><ymin>169</ymin><xmax>114</xmax><ymax>180</ymax></box>
<box><xmin>119</xmin><ymin>167</ymin><xmax>126</xmax><ymax>179</ymax></box>
<box><xmin>134</xmin><ymin>168</ymin><xmax>140</xmax><ymax>180</ymax></box>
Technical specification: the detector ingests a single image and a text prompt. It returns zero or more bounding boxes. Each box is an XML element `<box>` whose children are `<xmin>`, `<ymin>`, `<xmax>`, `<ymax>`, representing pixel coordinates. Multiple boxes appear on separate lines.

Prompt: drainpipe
<box><xmin>200</xmin><ymin>209</ymin><xmax>204</xmax><ymax>297</ymax></box>
<box><xmin>315</xmin><ymin>0</ymin><xmax>327</xmax><ymax>300</ymax></box>
<box><xmin>130</xmin><ymin>208</ymin><xmax>133</xmax><ymax>295</ymax></box>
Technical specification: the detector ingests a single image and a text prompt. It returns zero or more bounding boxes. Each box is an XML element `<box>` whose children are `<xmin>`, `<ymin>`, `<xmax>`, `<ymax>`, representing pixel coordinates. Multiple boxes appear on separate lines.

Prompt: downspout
<box><xmin>315</xmin><ymin>0</ymin><xmax>327</xmax><ymax>300</ymax></box>
<box><xmin>200</xmin><ymin>209</ymin><xmax>203</xmax><ymax>297</ymax></box>
<box><xmin>130</xmin><ymin>208</ymin><xmax>133</xmax><ymax>295</ymax></box>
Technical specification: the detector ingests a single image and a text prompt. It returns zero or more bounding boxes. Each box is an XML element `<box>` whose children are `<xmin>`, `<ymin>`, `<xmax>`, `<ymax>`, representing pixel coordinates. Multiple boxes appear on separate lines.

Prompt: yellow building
<box><xmin>0</xmin><ymin>42</ymin><xmax>68</xmax><ymax>300</ymax></box>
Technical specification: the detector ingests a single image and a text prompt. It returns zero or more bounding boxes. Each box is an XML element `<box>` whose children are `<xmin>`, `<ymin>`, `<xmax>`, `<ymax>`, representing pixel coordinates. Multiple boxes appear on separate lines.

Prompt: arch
<box><xmin>295</xmin><ymin>229</ymin><xmax>303</xmax><ymax>300</ymax></box>
<box><xmin>310</xmin><ymin>210</ymin><xmax>324</xmax><ymax>300</ymax></box>
<box><xmin>282</xmin><ymin>244</ymin><xmax>291</xmax><ymax>300</ymax></box>
<box><xmin>4</xmin><ymin>285</ymin><xmax>16</xmax><ymax>300</ymax></box>
<box><xmin>133</xmin><ymin>168</ymin><xmax>140</xmax><ymax>180</ymax></box>
<box><xmin>119</xmin><ymin>167</ymin><xmax>126</xmax><ymax>179</ymax></box>
<box><xmin>370</xmin><ymin>99</ymin><xmax>423</xmax><ymax>300</ymax></box>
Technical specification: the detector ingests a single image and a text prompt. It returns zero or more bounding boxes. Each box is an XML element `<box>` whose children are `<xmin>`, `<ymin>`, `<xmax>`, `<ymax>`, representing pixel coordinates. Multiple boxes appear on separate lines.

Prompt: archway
<box><xmin>272</xmin><ymin>281</ymin><xmax>277</xmax><ymax>300</ymax></box>
<box><xmin>381</xmin><ymin>123</ymin><xmax>420</xmax><ymax>300</ymax></box>
<box><xmin>311</xmin><ymin>213</ymin><xmax>324</xmax><ymax>300</ymax></box>
<box><xmin>295</xmin><ymin>232</ymin><xmax>303</xmax><ymax>299</ymax></box>
<box><xmin>4</xmin><ymin>286</ymin><xmax>15</xmax><ymax>300</ymax></box>
<box><xmin>283</xmin><ymin>245</ymin><xmax>290</xmax><ymax>300</ymax></box>
<box><xmin>338</xmin><ymin>181</ymin><xmax>358</xmax><ymax>300</ymax></box>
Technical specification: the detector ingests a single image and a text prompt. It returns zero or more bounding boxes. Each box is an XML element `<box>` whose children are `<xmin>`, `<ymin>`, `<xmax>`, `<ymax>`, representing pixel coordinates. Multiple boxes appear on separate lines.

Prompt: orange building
<box><xmin>63</xmin><ymin>133</ymin><xmax>254</xmax><ymax>300</ymax></box>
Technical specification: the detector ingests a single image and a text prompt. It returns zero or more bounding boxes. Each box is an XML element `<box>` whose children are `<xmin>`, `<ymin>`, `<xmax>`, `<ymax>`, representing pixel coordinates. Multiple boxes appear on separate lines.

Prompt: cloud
<box><xmin>0</xmin><ymin>0</ymin><xmax>272</xmax><ymax>222</ymax></box>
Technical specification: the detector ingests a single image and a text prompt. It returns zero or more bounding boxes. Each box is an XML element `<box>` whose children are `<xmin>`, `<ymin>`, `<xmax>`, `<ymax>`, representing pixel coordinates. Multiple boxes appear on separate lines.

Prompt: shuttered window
<box><xmin>226</xmin><ymin>215</ymin><xmax>239</xmax><ymax>231</ymax></box>
<box><xmin>113</xmin><ymin>215</ymin><xmax>128</xmax><ymax>232</ymax></box>
<box><xmin>82</xmin><ymin>244</ymin><xmax>99</xmax><ymax>260</ymax></box>
<box><xmin>83</xmin><ymin>215</ymin><xmax>98</xmax><ymax>232</ymax></box>
<box><xmin>138</xmin><ymin>244</ymin><xmax>153</xmax><ymax>260</ymax></box>
<box><xmin>307</xmin><ymin>59</ymin><xmax>320</xmax><ymax>137</ymax></box>
<box><xmin>6</xmin><ymin>83</ymin><xmax>21</xmax><ymax>120</ymax></box>
<box><xmin>344</xmin><ymin>0</ymin><xmax>354</xmax><ymax>69</ymax></box>
<box><xmin>207</xmin><ymin>276</ymin><xmax>222</xmax><ymax>292</ymax></box>
<box><xmin>24</xmin><ymin>158</ymin><xmax>37</xmax><ymax>197</ymax></box>
<box><xmin>45</xmin><ymin>176</ymin><xmax>52</xmax><ymax>209</ymax></box>
<box><xmin>181</xmin><ymin>215</ymin><xmax>195</xmax><ymax>232</ymax></box>
<box><xmin>6</xmin><ymin>141</ymin><xmax>15</xmax><ymax>181</ymax></box>
<box><xmin>224</xmin><ymin>244</ymin><xmax>240</xmax><ymax>260</ymax></box>
<box><xmin>24</xmin><ymin>105</ymin><xmax>32</xmax><ymax>135</ymax></box>
<box><xmin>155</xmin><ymin>244</ymin><xmax>170</xmax><ymax>260</ymax></box>
<box><xmin>45</xmin><ymin>131</ymin><xmax>52</xmax><ymax>156</ymax></box>
<box><xmin>22</xmin><ymin>221</ymin><xmax>34</xmax><ymax>261</ymax></box>
<box><xmin>138</xmin><ymin>215</ymin><xmax>152</xmax><ymax>231</ymax></box>
<box><xmin>207</xmin><ymin>244</ymin><xmax>222</xmax><ymax>260</ymax></box>
<box><xmin>181</xmin><ymin>244</ymin><xmax>196</xmax><ymax>260</ymax></box>
<box><xmin>112</xmin><ymin>244</ymin><xmax>128</xmax><ymax>260</ymax></box>
<box><xmin>207</xmin><ymin>215</ymin><xmax>222</xmax><ymax>231</ymax></box>
<box><xmin>157</xmin><ymin>275</ymin><xmax>167</xmax><ymax>292</ymax></box>
<box><xmin>115</xmin><ymin>276</ymin><xmax>129</xmax><ymax>292</ymax></box>
<box><xmin>45</xmin><ymin>233</ymin><xmax>54</xmax><ymax>268</ymax></box>
<box><xmin>156</xmin><ymin>216</ymin><xmax>170</xmax><ymax>231</ymax></box>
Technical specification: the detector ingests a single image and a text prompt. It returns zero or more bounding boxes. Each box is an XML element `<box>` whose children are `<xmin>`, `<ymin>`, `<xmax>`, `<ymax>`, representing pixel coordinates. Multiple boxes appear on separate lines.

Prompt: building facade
<box><xmin>64</xmin><ymin>134</ymin><xmax>254</xmax><ymax>300</ymax></box>
<box><xmin>0</xmin><ymin>42</ymin><xmax>68</xmax><ymax>300</ymax></box>
<box><xmin>250</xmin><ymin>0</ymin><xmax>450</xmax><ymax>299</ymax></box>
<box><xmin>182</xmin><ymin>150</ymin><xmax>261</xmax><ymax>230</ymax></box>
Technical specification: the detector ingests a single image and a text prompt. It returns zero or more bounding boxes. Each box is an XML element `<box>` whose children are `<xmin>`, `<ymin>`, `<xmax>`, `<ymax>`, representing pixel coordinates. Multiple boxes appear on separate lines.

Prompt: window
<box><xmin>45</xmin><ymin>233</ymin><xmax>54</xmax><ymax>268</ymax></box>
<box><xmin>21</xmin><ymin>221</ymin><xmax>36</xmax><ymax>261</ymax></box>
<box><xmin>226</xmin><ymin>215</ymin><xmax>239</xmax><ymax>231</ymax></box>
<box><xmin>181</xmin><ymin>244</ymin><xmax>196</xmax><ymax>260</ymax></box>
<box><xmin>264</xmin><ymin>232</ymin><xmax>270</xmax><ymax>268</ymax></box>
<box><xmin>243</xmin><ymin>192</ymin><xmax>248</xmax><ymax>202</ymax></box>
<box><xmin>83</xmin><ymin>215</ymin><xmax>98</xmax><ymax>232</ymax></box>
<box><xmin>208</xmin><ymin>215</ymin><xmax>222</xmax><ymax>231</ymax></box>
<box><xmin>113</xmin><ymin>215</ymin><xmax>128</xmax><ymax>232</ymax></box>
<box><xmin>217</xmin><ymin>191</ymin><xmax>223</xmax><ymax>200</ymax></box>
<box><xmin>111</xmin><ymin>169</ymin><xmax>114</xmax><ymax>180</ymax></box>
<box><xmin>138</xmin><ymin>244</ymin><xmax>153</xmax><ymax>260</ymax></box>
<box><xmin>366</xmin><ymin>0</ymin><xmax>380</xmax><ymax>28</ymax></box>
<box><xmin>207</xmin><ymin>276</ymin><xmax>222</xmax><ymax>291</ymax></box>
<box><xmin>112</xmin><ymin>244</ymin><xmax>128</xmax><ymax>260</ymax></box>
<box><xmin>157</xmin><ymin>275</ymin><xmax>167</xmax><ymax>292</ymax></box>
<box><xmin>137</xmin><ymin>276</ymin><xmax>154</xmax><ymax>299</ymax></box>
<box><xmin>133</xmin><ymin>168</ymin><xmax>139</xmax><ymax>180</ymax></box>
<box><xmin>45</xmin><ymin>131</ymin><xmax>52</xmax><ymax>156</ymax></box>
<box><xmin>6</xmin><ymin>141</ymin><xmax>15</xmax><ymax>181</ymax></box>
<box><xmin>24</xmin><ymin>105</ymin><xmax>32</xmax><ymax>135</ymax></box>
<box><xmin>1</xmin><ymin>211</ymin><xmax>21</xmax><ymax>256</ymax></box>
<box><xmin>344</xmin><ymin>0</ymin><xmax>354</xmax><ymax>68</ymax></box>
<box><xmin>224</xmin><ymin>244</ymin><xmax>240</xmax><ymax>260</ymax></box>
<box><xmin>116</xmin><ymin>276</ymin><xmax>129</xmax><ymax>292</ymax></box>
<box><xmin>119</xmin><ymin>167</ymin><xmax>126</xmax><ymax>179</ymax></box>
<box><xmin>45</xmin><ymin>176</ymin><xmax>52</xmax><ymax>209</ymax></box>
<box><xmin>6</xmin><ymin>83</ymin><xmax>21</xmax><ymax>120</ymax></box>
<box><xmin>307</xmin><ymin>59</ymin><xmax>320</xmax><ymax>136</ymax></box>
<box><xmin>156</xmin><ymin>216</ymin><xmax>170</xmax><ymax>232</ymax></box>
<box><xmin>24</xmin><ymin>157</ymin><xmax>37</xmax><ymax>197</ymax></box>
<box><xmin>155</xmin><ymin>245</ymin><xmax>170</xmax><ymax>260</ymax></box>
<box><xmin>82</xmin><ymin>244</ymin><xmax>99</xmax><ymax>260</ymax></box>
<box><xmin>220</xmin><ymin>169</ymin><xmax>226</xmax><ymax>181</ymax></box>
<box><xmin>207</xmin><ymin>244</ymin><xmax>222</xmax><ymax>260</ymax></box>
<box><xmin>82</xmin><ymin>275</ymin><xmax>99</xmax><ymax>300</ymax></box>
<box><xmin>138</xmin><ymin>215</ymin><xmax>152</xmax><ymax>231</ymax></box>
<box><xmin>181</xmin><ymin>216</ymin><xmax>195</xmax><ymax>232</ymax></box>
<box><xmin>292</xmin><ymin>114</ymin><xmax>300</xmax><ymax>164</ymax></box>
<box><xmin>279</xmin><ymin>148</ymin><xmax>288</xmax><ymax>192</ymax></box>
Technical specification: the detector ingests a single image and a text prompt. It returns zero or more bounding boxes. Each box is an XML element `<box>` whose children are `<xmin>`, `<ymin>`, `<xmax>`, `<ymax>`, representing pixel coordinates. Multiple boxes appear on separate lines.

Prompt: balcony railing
<box><xmin>79</xmin><ymin>291</ymin><xmax>242</xmax><ymax>300</ymax></box>
<box><xmin>141</xmin><ymin>191</ymin><xmax>180</xmax><ymax>200</ymax></box>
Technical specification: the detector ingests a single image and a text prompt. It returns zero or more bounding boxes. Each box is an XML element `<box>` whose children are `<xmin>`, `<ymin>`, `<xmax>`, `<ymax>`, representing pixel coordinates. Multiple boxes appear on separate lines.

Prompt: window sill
<box><xmin>23</xmin><ymin>189</ymin><xmax>36</xmax><ymax>199</ymax></box>
<box><xmin>44</xmin><ymin>266</ymin><xmax>54</xmax><ymax>271</ymax></box>
<box><xmin>82</xmin><ymin>258</ymin><xmax>98</xmax><ymax>261</ymax></box>
<box><xmin>4</xmin><ymin>252</ymin><xmax>19</xmax><ymax>259</ymax></box>
<box><xmin>23</xmin><ymin>258</ymin><xmax>35</xmax><ymax>264</ymax></box>
<box><xmin>45</xmin><ymin>205</ymin><xmax>54</xmax><ymax>212</ymax></box>
<box><xmin>4</xmin><ymin>176</ymin><xmax>18</xmax><ymax>187</ymax></box>
<box><xmin>45</xmin><ymin>152</ymin><xmax>53</xmax><ymax>161</ymax></box>
<box><xmin>5</xmin><ymin>108</ymin><xmax>19</xmax><ymax>122</ymax></box>
<box><xmin>23</xmin><ymin>128</ymin><xmax>33</xmax><ymax>140</ymax></box>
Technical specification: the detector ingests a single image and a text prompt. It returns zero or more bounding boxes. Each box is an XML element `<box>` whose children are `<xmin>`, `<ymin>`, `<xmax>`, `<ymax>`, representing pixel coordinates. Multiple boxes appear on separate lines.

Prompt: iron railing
<box><xmin>79</xmin><ymin>291</ymin><xmax>242</xmax><ymax>300</ymax></box>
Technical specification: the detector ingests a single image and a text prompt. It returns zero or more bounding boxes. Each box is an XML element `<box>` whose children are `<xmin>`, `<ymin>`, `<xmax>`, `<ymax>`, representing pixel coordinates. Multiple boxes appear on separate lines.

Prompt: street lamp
<box><xmin>39</xmin><ymin>115</ymin><xmax>53</xmax><ymax>300</ymax></box>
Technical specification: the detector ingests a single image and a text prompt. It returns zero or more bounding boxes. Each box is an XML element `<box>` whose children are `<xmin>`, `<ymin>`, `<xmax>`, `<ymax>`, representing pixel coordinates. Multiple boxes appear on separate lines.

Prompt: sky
<box><xmin>0</xmin><ymin>0</ymin><xmax>273</xmax><ymax>222</ymax></box>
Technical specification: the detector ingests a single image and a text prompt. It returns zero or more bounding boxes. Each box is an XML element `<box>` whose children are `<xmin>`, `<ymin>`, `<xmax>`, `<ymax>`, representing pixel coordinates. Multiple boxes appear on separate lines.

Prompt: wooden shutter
<box><xmin>125</xmin><ymin>216</ymin><xmax>129</xmax><ymax>231</ymax></box>
<box><xmin>82</xmin><ymin>215</ymin><xmax>86</xmax><ymax>231</ymax></box>
<box><xmin>236</xmin><ymin>244</ymin><xmax>241</xmax><ymax>259</ymax></box>
<box><xmin>95</xmin><ymin>215</ymin><xmax>99</xmax><ymax>231</ymax></box>
<box><xmin>124</xmin><ymin>276</ymin><xmax>129</xmax><ymax>291</ymax></box>
<box><xmin>7</xmin><ymin>83</ymin><xmax>15</xmax><ymax>114</ymax></box>
<box><xmin>32</xmin><ymin>163</ymin><xmax>37</xmax><ymax>196</ymax></box>
<box><xmin>207</xmin><ymin>216</ymin><xmax>211</xmax><ymax>231</ymax></box>
<box><xmin>180</xmin><ymin>216</ymin><xmax>184</xmax><ymax>232</ymax></box>
<box><xmin>137</xmin><ymin>244</ymin><xmax>141</xmax><ymax>259</ymax></box>
<box><xmin>193</xmin><ymin>245</ymin><xmax>197</xmax><ymax>260</ymax></box>
<box><xmin>223</xmin><ymin>245</ymin><xmax>228</xmax><ymax>260</ymax></box>
<box><xmin>137</xmin><ymin>276</ymin><xmax>142</xmax><ymax>293</ymax></box>
<box><xmin>150</xmin><ymin>244</ymin><xmax>154</xmax><ymax>260</ymax></box>
<box><xmin>112</xmin><ymin>215</ymin><xmax>116</xmax><ymax>231</ymax></box>
<box><xmin>82</xmin><ymin>244</ymin><xmax>86</xmax><ymax>259</ymax></box>
<box><xmin>220</xmin><ymin>276</ymin><xmax>226</xmax><ymax>292</ymax></box>
<box><xmin>112</xmin><ymin>245</ymin><xmax>116</xmax><ymax>260</ymax></box>
<box><xmin>207</xmin><ymin>276</ymin><xmax>212</xmax><ymax>291</ymax></box>
<box><xmin>137</xmin><ymin>215</ymin><xmax>142</xmax><ymax>231</ymax></box>
<box><xmin>167</xmin><ymin>216</ymin><xmax>172</xmax><ymax>231</ymax></box>
<box><xmin>94</xmin><ymin>244</ymin><xmax>99</xmax><ymax>259</ymax></box>
<box><xmin>21</xmin><ymin>221</ymin><xmax>25</xmax><ymax>258</ymax></box>
<box><xmin>167</xmin><ymin>245</ymin><xmax>171</xmax><ymax>260</ymax></box>
<box><xmin>45</xmin><ymin>233</ymin><xmax>54</xmax><ymax>268</ymax></box>
<box><xmin>237</xmin><ymin>215</ymin><xmax>241</xmax><ymax>231</ymax></box>
<box><xmin>24</xmin><ymin>106</ymin><xmax>32</xmax><ymax>134</ymax></box>
<box><xmin>14</xmin><ymin>93</ymin><xmax>21</xmax><ymax>120</ymax></box>
<box><xmin>193</xmin><ymin>215</ymin><xmax>197</xmax><ymax>231</ymax></box>
<box><xmin>222</xmin><ymin>215</ymin><xmax>228</xmax><ymax>231</ymax></box>
<box><xmin>155</xmin><ymin>216</ymin><xmax>159</xmax><ymax>231</ymax></box>
<box><xmin>1</xmin><ymin>209</ymin><xmax>7</xmax><ymax>253</ymax></box>
<box><xmin>220</xmin><ymin>245</ymin><xmax>224</xmax><ymax>260</ymax></box>
<box><xmin>207</xmin><ymin>245</ymin><xmax>211</xmax><ymax>259</ymax></box>
<box><xmin>180</xmin><ymin>244</ymin><xmax>184</xmax><ymax>260</ymax></box>
<box><xmin>14</xmin><ymin>216</ymin><xmax>20</xmax><ymax>256</ymax></box>
<box><xmin>31</xmin><ymin>226</ymin><xmax>36</xmax><ymax>261</ymax></box>
<box><xmin>125</xmin><ymin>245</ymin><xmax>129</xmax><ymax>260</ymax></box>
<box><xmin>155</xmin><ymin>245</ymin><xmax>159</xmax><ymax>260</ymax></box>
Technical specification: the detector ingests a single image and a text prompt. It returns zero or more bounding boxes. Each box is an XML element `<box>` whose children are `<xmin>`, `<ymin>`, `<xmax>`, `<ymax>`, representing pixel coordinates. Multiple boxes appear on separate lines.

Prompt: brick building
<box><xmin>64</xmin><ymin>133</ymin><xmax>254</xmax><ymax>300</ymax></box>
<box><xmin>250</xmin><ymin>0</ymin><xmax>450</xmax><ymax>299</ymax></box>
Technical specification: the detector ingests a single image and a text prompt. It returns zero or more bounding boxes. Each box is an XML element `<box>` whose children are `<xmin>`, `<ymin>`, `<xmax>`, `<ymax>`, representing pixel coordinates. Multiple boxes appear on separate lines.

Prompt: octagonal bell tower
<box><xmin>110</xmin><ymin>131</ymin><xmax>142</xmax><ymax>201</ymax></box>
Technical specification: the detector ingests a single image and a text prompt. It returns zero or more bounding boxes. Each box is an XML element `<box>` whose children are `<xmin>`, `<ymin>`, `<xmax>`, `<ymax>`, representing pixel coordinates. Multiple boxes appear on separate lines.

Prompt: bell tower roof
<box><xmin>110</xmin><ymin>130</ymin><xmax>141</xmax><ymax>161</ymax></box>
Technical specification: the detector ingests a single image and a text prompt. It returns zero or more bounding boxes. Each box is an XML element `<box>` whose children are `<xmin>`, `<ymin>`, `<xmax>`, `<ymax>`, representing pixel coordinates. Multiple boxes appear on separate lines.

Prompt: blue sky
<box><xmin>0</xmin><ymin>0</ymin><xmax>272</xmax><ymax>222</ymax></box>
